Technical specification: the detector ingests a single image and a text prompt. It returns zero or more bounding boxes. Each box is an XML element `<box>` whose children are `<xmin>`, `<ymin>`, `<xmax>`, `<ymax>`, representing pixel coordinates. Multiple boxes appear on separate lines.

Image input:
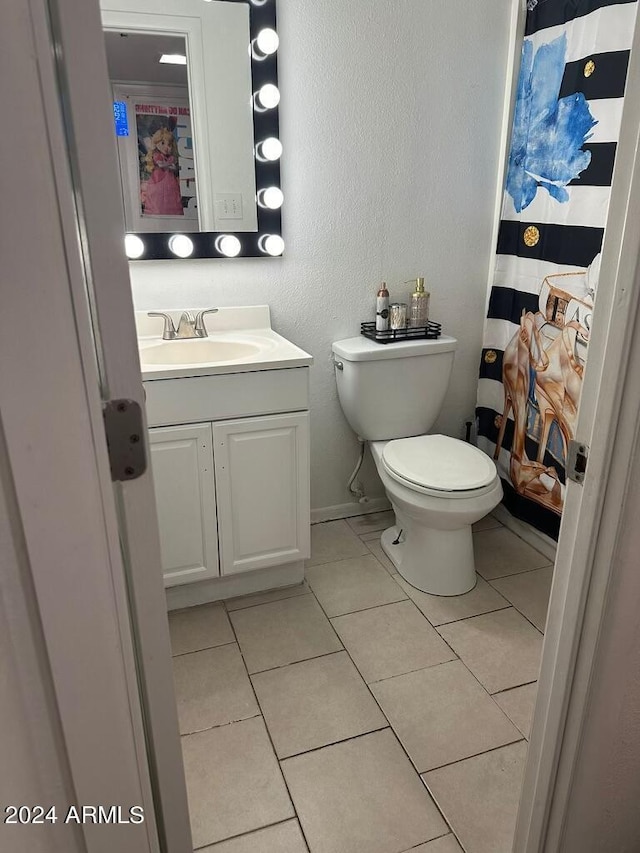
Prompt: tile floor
<box><xmin>169</xmin><ymin>510</ymin><xmax>554</xmax><ymax>853</ymax></box>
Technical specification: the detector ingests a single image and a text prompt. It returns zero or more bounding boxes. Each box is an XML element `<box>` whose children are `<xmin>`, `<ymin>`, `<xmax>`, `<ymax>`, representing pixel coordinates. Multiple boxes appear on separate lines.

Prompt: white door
<box><xmin>213</xmin><ymin>413</ymin><xmax>310</xmax><ymax>575</ymax></box>
<box><xmin>149</xmin><ymin>424</ymin><xmax>219</xmax><ymax>585</ymax></box>
<box><xmin>19</xmin><ymin>0</ymin><xmax>193</xmax><ymax>849</ymax></box>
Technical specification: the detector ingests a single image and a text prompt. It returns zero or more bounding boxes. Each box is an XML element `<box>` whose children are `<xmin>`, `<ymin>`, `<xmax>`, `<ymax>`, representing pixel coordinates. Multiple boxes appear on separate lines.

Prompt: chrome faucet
<box><xmin>148</xmin><ymin>309</ymin><xmax>219</xmax><ymax>340</ymax></box>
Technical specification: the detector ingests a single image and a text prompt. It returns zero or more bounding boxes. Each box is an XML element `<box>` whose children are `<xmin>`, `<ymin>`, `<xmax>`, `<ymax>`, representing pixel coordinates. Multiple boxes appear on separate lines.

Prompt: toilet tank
<box><xmin>332</xmin><ymin>335</ymin><xmax>457</xmax><ymax>440</ymax></box>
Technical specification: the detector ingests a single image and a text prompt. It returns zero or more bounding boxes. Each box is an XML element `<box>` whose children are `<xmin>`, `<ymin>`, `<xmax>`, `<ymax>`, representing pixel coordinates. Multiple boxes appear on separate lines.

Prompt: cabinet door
<box><xmin>148</xmin><ymin>423</ymin><xmax>218</xmax><ymax>586</ymax></box>
<box><xmin>213</xmin><ymin>413</ymin><xmax>310</xmax><ymax>576</ymax></box>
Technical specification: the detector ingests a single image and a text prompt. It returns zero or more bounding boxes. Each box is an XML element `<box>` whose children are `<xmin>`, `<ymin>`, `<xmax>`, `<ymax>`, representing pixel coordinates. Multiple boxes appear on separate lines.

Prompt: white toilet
<box><xmin>332</xmin><ymin>334</ymin><xmax>503</xmax><ymax>595</ymax></box>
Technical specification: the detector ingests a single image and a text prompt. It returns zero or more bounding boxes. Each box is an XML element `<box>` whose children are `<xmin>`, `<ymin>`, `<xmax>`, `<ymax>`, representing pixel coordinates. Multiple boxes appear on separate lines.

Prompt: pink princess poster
<box><xmin>135</xmin><ymin>102</ymin><xmax>197</xmax><ymax>222</ymax></box>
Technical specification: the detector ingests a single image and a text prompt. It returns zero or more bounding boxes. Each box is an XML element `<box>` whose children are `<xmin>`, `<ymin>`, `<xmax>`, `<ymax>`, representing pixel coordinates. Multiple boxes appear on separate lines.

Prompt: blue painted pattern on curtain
<box><xmin>476</xmin><ymin>0</ymin><xmax>638</xmax><ymax>540</ymax></box>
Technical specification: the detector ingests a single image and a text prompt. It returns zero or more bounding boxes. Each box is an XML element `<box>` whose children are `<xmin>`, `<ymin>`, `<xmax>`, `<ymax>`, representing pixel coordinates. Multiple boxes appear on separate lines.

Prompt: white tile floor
<box><xmin>169</xmin><ymin>513</ymin><xmax>553</xmax><ymax>853</ymax></box>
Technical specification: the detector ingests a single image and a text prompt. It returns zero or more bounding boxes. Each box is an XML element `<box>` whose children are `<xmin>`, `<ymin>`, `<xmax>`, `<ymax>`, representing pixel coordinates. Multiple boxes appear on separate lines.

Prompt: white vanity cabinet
<box><xmin>148</xmin><ymin>423</ymin><xmax>219</xmax><ymax>586</ymax></box>
<box><xmin>143</xmin><ymin>363</ymin><xmax>311</xmax><ymax>604</ymax></box>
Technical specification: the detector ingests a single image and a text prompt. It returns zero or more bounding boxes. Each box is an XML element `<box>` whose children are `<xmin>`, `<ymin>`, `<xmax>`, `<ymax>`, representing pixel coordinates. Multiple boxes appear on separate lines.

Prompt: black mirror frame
<box><xmin>127</xmin><ymin>0</ymin><xmax>281</xmax><ymax>260</ymax></box>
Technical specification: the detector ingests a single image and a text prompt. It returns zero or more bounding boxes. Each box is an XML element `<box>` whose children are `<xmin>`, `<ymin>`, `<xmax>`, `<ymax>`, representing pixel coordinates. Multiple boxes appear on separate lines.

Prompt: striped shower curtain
<box><xmin>477</xmin><ymin>0</ymin><xmax>638</xmax><ymax>540</ymax></box>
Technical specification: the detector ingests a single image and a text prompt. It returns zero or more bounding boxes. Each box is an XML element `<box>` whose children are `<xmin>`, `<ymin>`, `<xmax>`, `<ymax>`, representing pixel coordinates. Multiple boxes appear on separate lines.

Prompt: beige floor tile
<box><xmin>346</xmin><ymin>510</ymin><xmax>395</xmax><ymax>536</ymax></box>
<box><xmin>199</xmin><ymin>819</ymin><xmax>308</xmax><ymax>852</ymax></box>
<box><xmin>474</xmin><ymin>528</ymin><xmax>551</xmax><ymax>580</ymax></box>
<box><xmin>172</xmin><ymin>644</ymin><xmax>258</xmax><ymax>735</ymax></box>
<box><xmin>282</xmin><ymin>729</ymin><xmax>448</xmax><ymax>853</ymax></box>
<box><xmin>405</xmin><ymin>835</ymin><xmax>463</xmax><ymax>853</ymax></box>
<box><xmin>225</xmin><ymin>581</ymin><xmax>311</xmax><ymax>612</ymax></box>
<box><xmin>182</xmin><ymin>717</ymin><xmax>293</xmax><ymax>848</ymax></box>
<box><xmin>252</xmin><ymin>651</ymin><xmax>387</xmax><ymax>758</ymax></box>
<box><xmin>229</xmin><ymin>595</ymin><xmax>342</xmax><ymax>674</ymax></box>
<box><xmin>331</xmin><ymin>601</ymin><xmax>455</xmax><ymax>683</ymax></box>
<box><xmin>424</xmin><ymin>742</ymin><xmax>528</xmax><ymax>853</ymax></box>
<box><xmin>168</xmin><ymin>602</ymin><xmax>234</xmax><ymax>656</ymax></box>
<box><xmin>365</xmin><ymin>539</ymin><xmax>397</xmax><ymax>574</ymax></box>
<box><xmin>371</xmin><ymin>661</ymin><xmax>522</xmax><ymax>772</ymax></box>
<box><xmin>490</xmin><ymin>566</ymin><xmax>553</xmax><ymax>632</ymax></box>
<box><xmin>360</xmin><ymin>529</ymin><xmax>384</xmax><ymax>542</ymax></box>
<box><xmin>306</xmin><ymin>554</ymin><xmax>407</xmax><ymax>617</ymax></box>
<box><xmin>493</xmin><ymin>682</ymin><xmax>538</xmax><ymax>739</ymax></box>
<box><xmin>306</xmin><ymin>520</ymin><xmax>370</xmax><ymax>567</ymax></box>
<box><xmin>438</xmin><ymin>609</ymin><xmax>543</xmax><ymax>694</ymax></box>
<box><xmin>472</xmin><ymin>514</ymin><xmax>502</xmax><ymax>532</ymax></box>
<box><xmin>395</xmin><ymin>574</ymin><xmax>510</xmax><ymax>627</ymax></box>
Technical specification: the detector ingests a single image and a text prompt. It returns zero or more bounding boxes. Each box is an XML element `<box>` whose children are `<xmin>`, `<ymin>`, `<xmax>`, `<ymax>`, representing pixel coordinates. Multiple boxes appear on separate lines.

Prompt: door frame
<box><xmin>9</xmin><ymin>0</ymin><xmax>640</xmax><ymax>851</ymax></box>
<box><xmin>515</xmin><ymin>6</ymin><xmax>640</xmax><ymax>850</ymax></box>
<box><xmin>3</xmin><ymin>0</ymin><xmax>192</xmax><ymax>850</ymax></box>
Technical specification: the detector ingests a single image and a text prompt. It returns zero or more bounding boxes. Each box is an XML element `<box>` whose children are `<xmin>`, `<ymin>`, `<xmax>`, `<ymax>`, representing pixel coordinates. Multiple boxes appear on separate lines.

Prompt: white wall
<box><xmin>129</xmin><ymin>0</ymin><xmax>513</xmax><ymax>513</ymax></box>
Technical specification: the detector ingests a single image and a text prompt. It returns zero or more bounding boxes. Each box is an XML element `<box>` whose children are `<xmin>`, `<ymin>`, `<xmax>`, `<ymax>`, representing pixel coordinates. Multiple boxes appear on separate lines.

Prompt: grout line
<box><xmin>479</xmin><ymin>560</ymin><xmax>554</xmax><ymax>582</ymax></box>
<box><xmin>191</xmin><ymin>817</ymin><xmax>307</xmax><ymax>851</ymax></box>
<box><xmin>435</xmin><ymin>604</ymin><xmax>544</xmax><ymax>639</ymax></box>
<box><xmin>492</xmin><ymin>679</ymin><xmax>538</xmax><ymax>697</ymax></box>
<box><xmin>277</xmin><ymin>724</ymin><xmax>392</xmax><ymax>763</ymax></box>
<box><xmin>248</xmin><ymin>647</ymin><xmax>346</xmax><ymax>677</ymax></box>
<box><xmin>224</xmin><ymin>587</ymin><xmax>312</xmax><ymax>613</ymax></box>
<box><xmin>305</xmin><ymin>583</ymin><xmax>456</xmax><ymax>839</ymax></box>
<box><xmin>179</xmin><ymin>712</ymin><xmax>262</xmax><ymax>739</ymax></box>
<box><xmin>422</xmin><ymin>738</ymin><xmax>527</xmax><ymax>779</ymax></box>
<box><xmin>224</xmin><ymin>603</ymin><xmax>313</xmax><ymax>853</ymax></box>
<box><xmin>170</xmin><ymin>639</ymin><xmax>237</xmax><ymax>658</ymax></box>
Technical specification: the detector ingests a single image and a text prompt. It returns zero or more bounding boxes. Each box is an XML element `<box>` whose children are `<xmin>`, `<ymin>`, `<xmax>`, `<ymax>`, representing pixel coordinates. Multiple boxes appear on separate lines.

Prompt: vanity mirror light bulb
<box><xmin>249</xmin><ymin>0</ymin><xmax>269</xmax><ymax>6</ymax></box>
<box><xmin>258</xmin><ymin>187</ymin><xmax>284</xmax><ymax>210</ymax></box>
<box><xmin>168</xmin><ymin>234</ymin><xmax>194</xmax><ymax>258</ymax></box>
<box><xmin>124</xmin><ymin>234</ymin><xmax>145</xmax><ymax>259</ymax></box>
<box><xmin>259</xmin><ymin>234</ymin><xmax>284</xmax><ymax>256</ymax></box>
<box><xmin>255</xmin><ymin>84</ymin><xmax>280</xmax><ymax>110</ymax></box>
<box><xmin>254</xmin><ymin>28</ymin><xmax>279</xmax><ymax>57</ymax></box>
<box><xmin>257</xmin><ymin>137</ymin><xmax>282</xmax><ymax>162</ymax></box>
<box><xmin>215</xmin><ymin>235</ymin><xmax>242</xmax><ymax>257</ymax></box>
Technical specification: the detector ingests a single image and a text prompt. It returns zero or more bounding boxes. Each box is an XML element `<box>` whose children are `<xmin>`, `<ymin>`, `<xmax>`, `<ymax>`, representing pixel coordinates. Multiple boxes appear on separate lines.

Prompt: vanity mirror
<box><xmin>100</xmin><ymin>0</ymin><xmax>283</xmax><ymax>260</ymax></box>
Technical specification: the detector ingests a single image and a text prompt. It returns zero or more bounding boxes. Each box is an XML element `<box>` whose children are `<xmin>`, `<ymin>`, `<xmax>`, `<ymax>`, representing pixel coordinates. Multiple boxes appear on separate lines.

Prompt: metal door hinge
<box><xmin>567</xmin><ymin>440</ymin><xmax>588</xmax><ymax>484</ymax></box>
<box><xmin>103</xmin><ymin>399</ymin><xmax>147</xmax><ymax>482</ymax></box>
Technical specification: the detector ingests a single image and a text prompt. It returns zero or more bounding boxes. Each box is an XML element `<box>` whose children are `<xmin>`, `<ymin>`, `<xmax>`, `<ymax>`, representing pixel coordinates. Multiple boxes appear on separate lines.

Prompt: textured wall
<box><xmin>129</xmin><ymin>0</ymin><xmax>513</xmax><ymax>512</ymax></box>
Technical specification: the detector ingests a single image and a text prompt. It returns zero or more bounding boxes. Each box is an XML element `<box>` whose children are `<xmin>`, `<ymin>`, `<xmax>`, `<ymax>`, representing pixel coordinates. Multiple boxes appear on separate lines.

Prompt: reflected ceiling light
<box><xmin>258</xmin><ymin>187</ymin><xmax>284</xmax><ymax>209</ymax></box>
<box><xmin>125</xmin><ymin>234</ymin><xmax>145</xmax><ymax>259</ymax></box>
<box><xmin>259</xmin><ymin>234</ymin><xmax>284</xmax><ymax>256</ymax></box>
<box><xmin>169</xmin><ymin>234</ymin><xmax>194</xmax><ymax>258</ymax></box>
<box><xmin>159</xmin><ymin>54</ymin><xmax>187</xmax><ymax>65</ymax></box>
<box><xmin>255</xmin><ymin>83</ymin><xmax>280</xmax><ymax>110</ymax></box>
<box><xmin>254</xmin><ymin>28</ymin><xmax>279</xmax><ymax>57</ymax></box>
<box><xmin>215</xmin><ymin>235</ymin><xmax>242</xmax><ymax>258</ymax></box>
<box><xmin>249</xmin><ymin>0</ymin><xmax>269</xmax><ymax>6</ymax></box>
<box><xmin>256</xmin><ymin>137</ymin><xmax>282</xmax><ymax>162</ymax></box>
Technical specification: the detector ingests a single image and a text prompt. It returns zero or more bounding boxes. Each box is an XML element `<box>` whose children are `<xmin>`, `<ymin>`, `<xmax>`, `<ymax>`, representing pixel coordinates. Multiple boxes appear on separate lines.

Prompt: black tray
<box><xmin>360</xmin><ymin>320</ymin><xmax>442</xmax><ymax>344</ymax></box>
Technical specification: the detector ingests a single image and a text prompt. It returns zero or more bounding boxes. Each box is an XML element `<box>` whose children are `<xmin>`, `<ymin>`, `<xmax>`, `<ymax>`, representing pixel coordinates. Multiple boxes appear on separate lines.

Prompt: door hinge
<box><xmin>102</xmin><ymin>399</ymin><xmax>147</xmax><ymax>482</ymax></box>
<box><xmin>567</xmin><ymin>440</ymin><xmax>588</xmax><ymax>484</ymax></box>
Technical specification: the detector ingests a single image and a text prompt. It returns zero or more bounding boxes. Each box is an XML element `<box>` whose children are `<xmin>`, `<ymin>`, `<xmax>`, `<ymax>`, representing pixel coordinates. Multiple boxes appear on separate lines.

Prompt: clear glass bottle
<box><xmin>408</xmin><ymin>277</ymin><xmax>430</xmax><ymax>328</ymax></box>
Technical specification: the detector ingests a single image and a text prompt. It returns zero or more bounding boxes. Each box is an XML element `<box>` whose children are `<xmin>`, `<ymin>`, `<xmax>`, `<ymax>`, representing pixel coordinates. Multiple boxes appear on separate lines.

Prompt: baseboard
<box><xmin>311</xmin><ymin>497</ymin><xmax>391</xmax><ymax>524</ymax></box>
<box><xmin>165</xmin><ymin>561</ymin><xmax>305</xmax><ymax>611</ymax></box>
<box><xmin>493</xmin><ymin>504</ymin><xmax>558</xmax><ymax>563</ymax></box>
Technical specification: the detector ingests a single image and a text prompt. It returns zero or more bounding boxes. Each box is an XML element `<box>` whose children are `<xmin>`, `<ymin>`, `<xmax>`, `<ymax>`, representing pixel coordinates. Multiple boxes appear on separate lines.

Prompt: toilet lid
<box><xmin>382</xmin><ymin>434</ymin><xmax>497</xmax><ymax>492</ymax></box>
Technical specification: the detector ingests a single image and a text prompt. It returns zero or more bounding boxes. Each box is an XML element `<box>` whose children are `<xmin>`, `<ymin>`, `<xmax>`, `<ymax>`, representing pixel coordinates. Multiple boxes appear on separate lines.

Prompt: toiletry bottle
<box><xmin>407</xmin><ymin>277</ymin><xmax>430</xmax><ymax>328</ymax></box>
<box><xmin>376</xmin><ymin>282</ymin><xmax>390</xmax><ymax>331</ymax></box>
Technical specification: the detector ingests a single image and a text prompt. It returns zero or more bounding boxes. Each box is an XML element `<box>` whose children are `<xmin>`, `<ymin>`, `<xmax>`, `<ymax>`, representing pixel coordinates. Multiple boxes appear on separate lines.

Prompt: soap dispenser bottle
<box><xmin>408</xmin><ymin>277</ymin><xmax>430</xmax><ymax>328</ymax></box>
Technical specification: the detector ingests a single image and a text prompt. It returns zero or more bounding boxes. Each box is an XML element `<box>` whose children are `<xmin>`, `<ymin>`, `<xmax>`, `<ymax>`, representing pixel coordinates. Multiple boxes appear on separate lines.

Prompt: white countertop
<box><xmin>136</xmin><ymin>306</ymin><xmax>313</xmax><ymax>381</ymax></box>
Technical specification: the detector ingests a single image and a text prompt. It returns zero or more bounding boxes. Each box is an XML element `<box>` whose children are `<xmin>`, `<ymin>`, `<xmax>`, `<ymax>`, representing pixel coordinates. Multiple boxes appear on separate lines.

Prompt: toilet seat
<box><xmin>381</xmin><ymin>434</ymin><xmax>498</xmax><ymax>499</ymax></box>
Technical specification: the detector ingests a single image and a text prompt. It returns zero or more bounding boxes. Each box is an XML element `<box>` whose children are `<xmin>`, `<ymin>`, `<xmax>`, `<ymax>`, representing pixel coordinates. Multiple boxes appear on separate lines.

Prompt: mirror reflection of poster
<box><xmin>112</xmin><ymin>84</ymin><xmax>200</xmax><ymax>233</ymax></box>
<box><xmin>135</xmin><ymin>103</ymin><xmax>197</xmax><ymax>221</ymax></box>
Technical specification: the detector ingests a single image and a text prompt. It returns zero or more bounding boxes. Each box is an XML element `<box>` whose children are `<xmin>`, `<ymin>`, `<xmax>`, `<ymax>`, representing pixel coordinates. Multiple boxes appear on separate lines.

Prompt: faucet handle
<box><xmin>148</xmin><ymin>311</ymin><xmax>177</xmax><ymax>340</ymax></box>
<box><xmin>194</xmin><ymin>308</ymin><xmax>219</xmax><ymax>336</ymax></box>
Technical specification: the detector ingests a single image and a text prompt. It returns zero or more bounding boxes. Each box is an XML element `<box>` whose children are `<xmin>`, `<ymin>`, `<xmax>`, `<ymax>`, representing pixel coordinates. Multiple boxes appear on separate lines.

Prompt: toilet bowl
<box><xmin>370</xmin><ymin>436</ymin><xmax>502</xmax><ymax>595</ymax></box>
<box><xmin>332</xmin><ymin>334</ymin><xmax>503</xmax><ymax>596</ymax></box>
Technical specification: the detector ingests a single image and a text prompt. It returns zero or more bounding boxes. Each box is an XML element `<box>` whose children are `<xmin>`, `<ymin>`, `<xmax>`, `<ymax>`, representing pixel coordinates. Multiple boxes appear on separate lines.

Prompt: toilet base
<box><xmin>381</xmin><ymin>523</ymin><xmax>477</xmax><ymax>596</ymax></box>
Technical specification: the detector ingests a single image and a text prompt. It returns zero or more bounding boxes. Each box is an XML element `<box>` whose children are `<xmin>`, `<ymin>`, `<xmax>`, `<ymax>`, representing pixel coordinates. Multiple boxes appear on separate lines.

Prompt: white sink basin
<box><xmin>136</xmin><ymin>306</ymin><xmax>313</xmax><ymax>379</ymax></box>
<box><xmin>140</xmin><ymin>338</ymin><xmax>262</xmax><ymax>366</ymax></box>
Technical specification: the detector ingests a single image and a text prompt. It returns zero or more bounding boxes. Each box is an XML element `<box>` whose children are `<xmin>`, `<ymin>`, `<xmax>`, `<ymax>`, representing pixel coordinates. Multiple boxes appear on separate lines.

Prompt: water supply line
<box><xmin>348</xmin><ymin>437</ymin><xmax>369</xmax><ymax>504</ymax></box>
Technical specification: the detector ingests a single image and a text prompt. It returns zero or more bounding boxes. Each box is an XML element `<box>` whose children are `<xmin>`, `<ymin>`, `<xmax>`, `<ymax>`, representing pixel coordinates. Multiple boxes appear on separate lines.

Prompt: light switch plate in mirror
<box><xmin>101</xmin><ymin>0</ymin><xmax>282</xmax><ymax>260</ymax></box>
